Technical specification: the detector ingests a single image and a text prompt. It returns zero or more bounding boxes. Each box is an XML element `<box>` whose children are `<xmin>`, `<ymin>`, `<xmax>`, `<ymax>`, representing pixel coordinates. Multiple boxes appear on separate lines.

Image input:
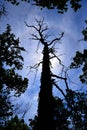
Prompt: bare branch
<box><xmin>53</xmin><ymin>81</ymin><xmax>66</xmax><ymax>98</ymax></box>
<box><xmin>25</xmin><ymin>21</ymin><xmax>39</xmax><ymax>32</ymax></box>
<box><xmin>48</xmin><ymin>32</ymin><xmax>64</xmax><ymax>46</ymax></box>
<box><xmin>30</xmin><ymin>34</ymin><xmax>40</xmax><ymax>41</ymax></box>
<box><xmin>51</xmin><ymin>74</ymin><xmax>67</xmax><ymax>80</ymax></box>
<box><xmin>36</xmin><ymin>41</ymin><xmax>40</xmax><ymax>53</ymax></box>
<box><xmin>25</xmin><ymin>18</ymin><xmax>49</xmax><ymax>46</ymax></box>
<box><xmin>53</xmin><ymin>82</ymin><xmax>73</xmax><ymax>111</ymax></box>
<box><xmin>29</xmin><ymin>61</ymin><xmax>42</xmax><ymax>70</ymax></box>
<box><xmin>51</xmin><ymin>72</ymin><xmax>69</xmax><ymax>90</ymax></box>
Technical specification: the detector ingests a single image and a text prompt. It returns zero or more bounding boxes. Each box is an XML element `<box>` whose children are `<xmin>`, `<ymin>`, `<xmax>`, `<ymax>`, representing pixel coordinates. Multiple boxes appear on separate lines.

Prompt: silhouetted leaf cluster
<box><xmin>66</xmin><ymin>90</ymin><xmax>87</xmax><ymax>129</ymax></box>
<box><xmin>33</xmin><ymin>0</ymin><xmax>82</xmax><ymax>13</ymax></box>
<box><xmin>0</xmin><ymin>115</ymin><xmax>30</xmax><ymax>130</ymax></box>
<box><xmin>4</xmin><ymin>0</ymin><xmax>82</xmax><ymax>13</ymax></box>
<box><xmin>70</xmin><ymin>20</ymin><xmax>87</xmax><ymax>84</ymax></box>
<box><xmin>0</xmin><ymin>88</ymin><xmax>13</xmax><ymax>126</ymax></box>
<box><xmin>82</xmin><ymin>20</ymin><xmax>87</xmax><ymax>41</ymax></box>
<box><xmin>70</xmin><ymin>49</ymin><xmax>87</xmax><ymax>84</ymax></box>
<box><xmin>4</xmin><ymin>0</ymin><xmax>30</xmax><ymax>5</ymax></box>
<box><xmin>0</xmin><ymin>4</ymin><xmax>7</xmax><ymax>18</ymax></box>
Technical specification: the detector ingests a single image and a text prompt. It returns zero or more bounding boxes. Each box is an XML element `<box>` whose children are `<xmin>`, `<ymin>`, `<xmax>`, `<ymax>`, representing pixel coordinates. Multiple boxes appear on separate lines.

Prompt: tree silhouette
<box><xmin>25</xmin><ymin>18</ymin><xmax>87</xmax><ymax>129</ymax></box>
<box><xmin>0</xmin><ymin>24</ymin><xmax>28</xmax><ymax>95</ymax></box>
<box><xmin>25</xmin><ymin>18</ymin><xmax>69</xmax><ymax>130</ymax></box>
<box><xmin>0</xmin><ymin>24</ymin><xmax>28</xmax><ymax>125</ymax></box>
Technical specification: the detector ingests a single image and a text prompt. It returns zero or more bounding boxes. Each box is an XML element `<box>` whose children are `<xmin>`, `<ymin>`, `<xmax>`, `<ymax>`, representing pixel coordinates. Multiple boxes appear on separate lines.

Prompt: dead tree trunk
<box><xmin>37</xmin><ymin>43</ymin><xmax>55</xmax><ymax>130</ymax></box>
<box><xmin>25</xmin><ymin>18</ymin><xmax>66</xmax><ymax>130</ymax></box>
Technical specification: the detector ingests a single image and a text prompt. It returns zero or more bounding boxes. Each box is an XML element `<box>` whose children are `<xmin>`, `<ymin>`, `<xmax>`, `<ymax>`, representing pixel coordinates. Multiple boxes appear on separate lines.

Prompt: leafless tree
<box><xmin>26</xmin><ymin>18</ymin><xmax>71</xmax><ymax>130</ymax></box>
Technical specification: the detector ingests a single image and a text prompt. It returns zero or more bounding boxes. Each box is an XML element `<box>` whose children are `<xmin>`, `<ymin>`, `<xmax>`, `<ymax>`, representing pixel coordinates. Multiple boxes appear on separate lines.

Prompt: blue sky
<box><xmin>1</xmin><ymin>0</ymin><xmax>87</xmax><ymax>124</ymax></box>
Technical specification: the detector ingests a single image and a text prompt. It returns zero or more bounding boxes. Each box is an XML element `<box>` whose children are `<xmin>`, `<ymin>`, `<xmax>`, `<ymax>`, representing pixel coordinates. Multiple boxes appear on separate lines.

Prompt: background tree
<box><xmin>66</xmin><ymin>89</ymin><xmax>87</xmax><ymax>130</ymax></box>
<box><xmin>70</xmin><ymin>21</ymin><xmax>87</xmax><ymax>84</ymax></box>
<box><xmin>0</xmin><ymin>24</ymin><xmax>28</xmax><ymax>125</ymax></box>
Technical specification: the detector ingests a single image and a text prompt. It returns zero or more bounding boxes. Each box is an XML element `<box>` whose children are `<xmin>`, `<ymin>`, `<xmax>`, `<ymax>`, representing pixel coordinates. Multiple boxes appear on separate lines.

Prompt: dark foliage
<box><xmin>29</xmin><ymin>115</ymin><xmax>38</xmax><ymax>130</ymax></box>
<box><xmin>33</xmin><ymin>0</ymin><xmax>82</xmax><ymax>13</ymax></box>
<box><xmin>66</xmin><ymin>89</ymin><xmax>87</xmax><ymax>129</ymax></box>
<box><xmin>0</xmin><ymin>88</ymin><xmax>13</xmax><ymax>126</ymax></box>
<box><xmin>4</xmin><ymin>0</ymin><xmax>82</xmax><ymax>13</ymax></box>
<box><xmin>29</xmin><ymin>97</ymin><xmax>69</xmax><ymax>130</ymax></box>
<box><xmin>82</xmin><ymin>20</ymin><xmax>87</xmax><ymax>41</ymax></box>
<box><xmin>0</xmin><ymin>24</ymin><xmax>28</xmax><ymax>125</ymax></box>
<box><xmin>70</xmin><ymin>50</ymin><xmax>87</xmax><ymax>84</ymax></box>
<box><xmin>70</xmin><ymin>21</ymin><xmax>87</xmax><ymax>84</ymax></box>
<box><xmin>0</xmin><ymin>24</ymin><xmax>28</xmax><ymax>95</ymax></box>
<box><xmin>0</xmin><ymin>115</ymin><xmax>30</xmax><ymax>130</ymax></box>
<box><xmin>53</xmin><ymin>97</ymin><xmax>69</xmax><ymax>130</ymax></box>
<box><xmin>5</xmin><ymin>0</ymin><xmax>30</xmax><ymax>5</ymax></box>
<box><xmin>0</xmin><ymin>4</ymin><xmax>7</xmax><ymax>18</ymax></box>
<box><xmin>29</xmin><ymin>91</ymin><xmax>87</xmax><ymax>130</ymax></box>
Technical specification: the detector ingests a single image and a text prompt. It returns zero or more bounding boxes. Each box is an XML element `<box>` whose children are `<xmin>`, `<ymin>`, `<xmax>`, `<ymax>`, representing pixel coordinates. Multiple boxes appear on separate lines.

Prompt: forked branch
<box><xmin>51</xmin><ymin>73</ymin><xmax>69</xmax><ymax>90</ymax></box>
<box><xmin>48</xmin><ymin>32</ymin><xmax>64</xmax><ymax>46</ymax></box>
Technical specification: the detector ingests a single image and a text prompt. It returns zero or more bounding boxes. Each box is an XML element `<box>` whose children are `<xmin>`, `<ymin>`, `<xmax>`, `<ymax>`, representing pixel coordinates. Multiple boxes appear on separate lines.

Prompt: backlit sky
<box><xmin>0</xmin><ymin>0</ymin><xmax>87</xmax><ymax>124</ymax></box>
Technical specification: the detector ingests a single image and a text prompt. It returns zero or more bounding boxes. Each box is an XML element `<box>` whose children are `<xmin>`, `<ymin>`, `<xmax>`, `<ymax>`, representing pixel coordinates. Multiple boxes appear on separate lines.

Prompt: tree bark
<box><xmin>37</xmin><ymin>44</ymin><xmax>55</xmax><ymax>130</ymax></box>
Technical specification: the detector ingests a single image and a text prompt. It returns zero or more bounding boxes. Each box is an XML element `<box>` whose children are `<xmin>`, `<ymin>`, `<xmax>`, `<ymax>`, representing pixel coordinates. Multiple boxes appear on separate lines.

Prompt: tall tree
<box><xmin>26</xmin><ymin>18</ymin><xmax>87</xmax><ymax>129</ymax></box>
<box><xmin>25</xmin><ymin>18</ymin><xmax>67</xmax><ymax>130</ymax></box>
<box><xmin>37</xmin><ymin>41</ymin><xmax>55</xmax><ymax>129</ymax></box>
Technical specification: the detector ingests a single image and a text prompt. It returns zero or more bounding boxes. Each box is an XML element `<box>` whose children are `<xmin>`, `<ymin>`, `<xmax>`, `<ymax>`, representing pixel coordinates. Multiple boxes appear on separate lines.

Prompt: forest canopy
<box><xmin>0</xmin><ymin>0</ymin><xmax>87</xmax><ymax>130</ymax></box>
<box><xmin>4</xmin><ymin>0</ymin><xmax>82</xmax><ymax>13</ymax></box>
